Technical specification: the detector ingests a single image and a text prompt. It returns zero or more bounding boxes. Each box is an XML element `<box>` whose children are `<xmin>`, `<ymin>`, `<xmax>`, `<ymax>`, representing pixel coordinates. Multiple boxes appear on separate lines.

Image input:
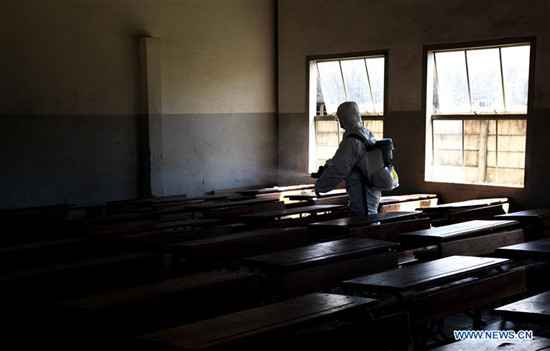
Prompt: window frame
<box><xmin>423</xmin><ymin>37</ymin><xmax>536</xmax><ymax>188</ymax></box>
<box><xmin>307</xmin><ymin>50</ymin><xmax>389</xmax><ymax>172</ymax></box>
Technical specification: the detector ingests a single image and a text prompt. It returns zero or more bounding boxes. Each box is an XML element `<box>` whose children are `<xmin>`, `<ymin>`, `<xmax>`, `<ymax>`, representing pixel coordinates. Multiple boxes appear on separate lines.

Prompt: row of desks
<box><xmin>99</xmin><ymin>201</ymin><xmax>550</xmax><ymax>350</ymax></box>
<box><xmin>432</xmin><ymin>236</ymin><xmax>550</xmax><ymax>351</ymax></box>
<box><xmin>139</xmin><ymin>293</ymin><xmax>378</xmax><ymax>350</ymax></box>
<box><xmin>135</xmin><ymin>253</ymin><xmax>531</xmax><ymax>350</ymax></box>
<box><xmin>140</xmin><ymin>226</ymin><xmax>550</xmax><ymax>349</ymax></box>
<box><xmin>5</xmin><ymin>188</ymin><xmax>550</xmax><ymax>350</ymax></box>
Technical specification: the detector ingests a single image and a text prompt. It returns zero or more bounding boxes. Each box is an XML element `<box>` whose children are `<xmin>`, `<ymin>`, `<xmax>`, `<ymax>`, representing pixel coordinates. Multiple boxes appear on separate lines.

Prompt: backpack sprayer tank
<box><xmin>311</xmin><ymin>137</ymin><xmax>399</xmax><ymax>192</ymax></box>
<box><xmin>366</xmin><ymin>138</ymin><xmax>399</xmax><ymax>191</ymax></box>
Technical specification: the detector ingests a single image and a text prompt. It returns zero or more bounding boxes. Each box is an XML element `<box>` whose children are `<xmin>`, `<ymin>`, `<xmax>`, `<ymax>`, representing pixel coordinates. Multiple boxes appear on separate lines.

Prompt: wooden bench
<box><xmin>57</xmin><ymin>270</ymin><xmax>262</xmax><ymax>336</ymax></box>
<box><xmin>307</xmin><ymin>211</ymin><xmax>421</xmax><ymax>241</ymax></box>
<box><xmin>495</xmin><ymin>290</ymin><xmax>550</xmax><ymax>325</ymax></box>
<box><xmin>496</xmin><ymin>208</ymin><xmax>550</xmax><ymax>240</ymax></box>
<box><xmin>398</xmin><ymin>219</ymin><xmax>523</xmax><ymax>259</ymax></box>
<box><xmin>138</xmin><ymin>293</ymin><xmax>378</xmax><ymax>350</ymax></box>
<box><xmin>165</xmin><ymin>227</ymin><xmax>308</xmax><ymax>271</ymax></box>
<box><xmin>241</xmin><ymin>237</ymin><xmax>399</xmax><ymax>297</ymax></box>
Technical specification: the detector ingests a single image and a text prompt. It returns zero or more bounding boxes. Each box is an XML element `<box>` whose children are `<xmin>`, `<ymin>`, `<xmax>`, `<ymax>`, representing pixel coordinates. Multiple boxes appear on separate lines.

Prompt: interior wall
<box><xmin>0</xmin><ymin>0</ymin><xmax>277</xmax><ymax>209</ymax></box>
<box><xmin>277</xmin><ymin>0</ymin><xmax>550</xmax><ymax>210</ymax></box>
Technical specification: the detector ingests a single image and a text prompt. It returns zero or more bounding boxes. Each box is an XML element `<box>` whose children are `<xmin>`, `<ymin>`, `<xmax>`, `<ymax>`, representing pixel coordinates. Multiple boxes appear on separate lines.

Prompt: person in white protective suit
<box><xmin>314</xmin><ymin>101</ymin><xmax>382</xmax><ymax>215</ymax></box>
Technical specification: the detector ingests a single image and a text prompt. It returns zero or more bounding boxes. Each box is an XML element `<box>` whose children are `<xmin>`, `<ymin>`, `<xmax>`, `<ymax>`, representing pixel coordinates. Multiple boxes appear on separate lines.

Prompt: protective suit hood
<box><xmin>336</xmin><ymin>101</ymin><xmax>376</xmax><ymax>144</ymax></box>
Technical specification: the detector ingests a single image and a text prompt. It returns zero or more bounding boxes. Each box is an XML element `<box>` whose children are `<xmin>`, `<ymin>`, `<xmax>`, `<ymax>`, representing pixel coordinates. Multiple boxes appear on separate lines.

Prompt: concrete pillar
<box><xmin>139</xmin><ymin>37</ymin><xmax>164</xmax><ymax>197</ymax></box>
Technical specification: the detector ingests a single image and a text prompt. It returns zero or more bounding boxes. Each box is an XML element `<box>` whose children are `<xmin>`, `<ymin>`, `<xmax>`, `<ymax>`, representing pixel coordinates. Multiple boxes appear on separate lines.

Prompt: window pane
<box><xmin>427</xmin><ymin>43</ymin><xmax>529</xmax><ymax>187</ymax></box>
<box><xmin>363</xmin><ymin>119</ymin><xmax>384</xmax><ymax>140</ymax></box>
<box><xmin>317</xmin><ymin>61</ymin><xmax>346</xmax><ymax>114</ymax></box>
<box><xmin>501</xmin><ymin>46</ymin><xmax>530</xmax><ymax>113</ymax></box>
<box><xmin>495</xmin><ymin>119</ymin><xmax>526</xmax><ymax>186</ymax></box>
<box><xmin>467</xmin><ymin>48</ymin><xmax>504</xmax><ymax>113</ymax></box>
<box><xmin>366</xmin><ymin>57</ymin><xmax>385</xmax><ymax>114</ymax></box>
<box><xmin>434</xmin><ymin>51</ymin><xmax>470</xmax><ymax>113</ymax></box>
<box><xmin>464</xmin><ymin>120</ymin><xmax>495</xmax><ymax>184</ymax></box>
<box><xmin>432</xmin><ymin>120</ymin><xmax>464</xmax><ymax>182</ymax></box>
<box><xmin>340</xmin><ymin>59</ymin><xmax>373</xmax><ymax>114</ymax></box>
<box><xmin>315</xmin><ymin>119</ymin><xmax>344</xmax><ymax>168</ymax></box>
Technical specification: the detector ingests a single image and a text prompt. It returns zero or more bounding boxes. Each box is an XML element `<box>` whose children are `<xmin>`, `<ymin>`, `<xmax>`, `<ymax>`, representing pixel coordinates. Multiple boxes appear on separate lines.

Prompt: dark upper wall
<box><xmin>0</xmin><ymin>0</ymin><xmax>277</xmax><ymax>209</ymax></box>
<box><xmin>277</xmin><ymin>0</ymin><xmax>550</xmax><ymax>210</ymax></box>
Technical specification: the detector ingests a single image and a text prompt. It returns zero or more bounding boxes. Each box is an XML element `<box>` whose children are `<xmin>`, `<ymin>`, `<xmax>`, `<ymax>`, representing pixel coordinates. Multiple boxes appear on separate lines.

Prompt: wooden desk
<box><xmin>138</xmin><ymin>293</ymin><xmax>377</xmax><ymax>350</ymax></box>
<box><xmin>240</xmin><ymin>204</ymin><xmax>346</xmax><ymax>227</ymax></box>
<box><xmin>379</xmin><ymin>194</ymin><xmax>438</xmax><ymax>212</ymax></box>
<box><xmin>496</xmin><ymin>208</ymin><xmax>550</xmax><ymax>224</ymax></box>
<box><xmin>420</xmin><ymin>198</ymin><xmax>509</xmax><ymax>226</ymax></box>
<box><xmin>495</xmin><ymin>290</ymin><xmax>550</xmax><ymax>325</ymax></box>
<box><xmin>241</xmin><ymin>237</ymin><xmax>399</xmax><ymax>296</ymax></box>
<box><xmin>429</xmin><ymin>337</ymin><xmax>550</xmax><ymax>351</ymax></box>
<box><xmin>84</xmin><ymin>218</ymin><xmax>220</xmax><ymax>238</ymax></box>
<box><xmin>58</xmin><ymin>270</ymin><xmax>261</xmax><ymax>335</ymax></box>
<box><xmin>399</xmin><ymin>219</ymin><xmax>520</xmax><ymax>246</ymax></box>
<box><xmin>422</xmin><ymin>198</ymin><xmax>509</xmax><ymax>212</ymax></box>
<box><xmin>343</xmin><ymin>255</ymin><xmax>526</xmax><ymax>339</ymax></box>
<box><xmin>0</xmin><ymin>238</ymin><xmax>90</xmax><ymax>272</ymax></box>
<box><xmin>496</xmin><ymin>208</ymin><xmax>550</xmax><ymax>240</ymax></box>
<box><xmin>307</xmin><ymin>211</ymin><xmax>421</xmax><ymax>240</ymax></box>
<box><xmin>349</xmin><ymin>217</ymin><xmax>432</xmax><ymax>242</ymax></box>
<box><xmin>106</xmin><ymin>194</ymin><xmax>228</xmax><ymax>213</ymax></box>
<box><xmin>211</xmin><ymin>184</ymin><xmax>275</xmax><ymax>196</ymax></box>
<box><xmin>0</xmin><ymin>204</ymin><xmax>72</xmax><ymax>243</ymax></box>
<box><xmin>343</xmin><ymin>255</ymin><xmax>510</xmax><ymax>295</ymax></box>
<box><xmin>121</xmin><ymin>223</ymin><xmax>243</xmax><ymax>250</ymax></box>
<box><xmin>0</xmin><ymin>253</ymin><xmax>166</xmax><ymax>301</ymax></box>
<box><xmin>286</xmin><ymin>193</ymin><xmax>437</xmax><ymax>211</ymax></box>
<box><xmin>166</xmin><ymin>227</ymin><xmax>308</xmax><ymax>270</ymax></box>
<box><xmin>203</xmin><ymin>201</ymin><xmax>286</xmax><ymax>222</ymax></box>
<box><xmin>0</xmin><ymin>203</ymin><xmax>71</xmax><ymax>220</ymax></box>
<box><xmin>183</xmin><ymin>198</ymin><xmax>278</xmax><ymax>212</ymax></box>
<box><xmin>496</xmin><ymin>238</ymin><xmax>550</xmax><ymax>261</ymax></box>
<box><xmin>237</xmin><ymin>184</ymin><xmax>315</xmax><ymax>196</ymax></box>
<box><xmin>285</xmin><ymin>189</ymin><xmax>347</xmax><ymax>201</ymax></box>
<box><xmin>149</xmin><ymin>218</ymin><xmax>220</xmax><ymax>231</ymax></box>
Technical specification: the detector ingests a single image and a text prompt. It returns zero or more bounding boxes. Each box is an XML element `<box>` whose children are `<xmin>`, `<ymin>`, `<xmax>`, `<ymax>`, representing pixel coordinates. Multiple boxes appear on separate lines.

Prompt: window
<box><xmin>425</xmin><ymin>41</ymin><xmax>533</xmax><ymax>187</ymax></box>
<box><xmin>308</xmin><ymin>53</ymin><xmax>387</xmax><ymax>171</ymax></box>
